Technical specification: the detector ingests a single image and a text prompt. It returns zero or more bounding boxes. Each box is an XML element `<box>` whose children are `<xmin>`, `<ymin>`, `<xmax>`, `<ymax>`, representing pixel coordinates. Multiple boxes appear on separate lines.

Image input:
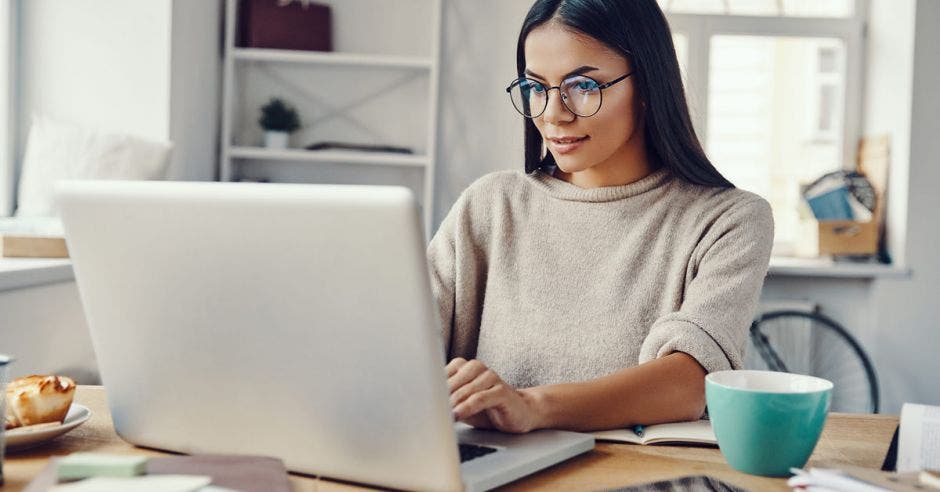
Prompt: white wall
<box><xmin>169</xmin><ymin>0</ymin><xmax>223</xmax><ymax>180</ymax></box>
<box><xmin>433</xmin><ymin>0</ymin><xmax>531</xmax><ymax>227</ymax></box>
<box><xmin>0</xmin><ymin>281</ymin><xmax>98</xmax><ymax>383</ymax></box>
<box><xmin>862</xmin><ymin>0</ymin><xmax>915</xmax><ymax>267</ymax></box>
<box><xmin>868</xmin><ymin>0</ymin><xmax>940</xmax><ymax>412</ymax></box>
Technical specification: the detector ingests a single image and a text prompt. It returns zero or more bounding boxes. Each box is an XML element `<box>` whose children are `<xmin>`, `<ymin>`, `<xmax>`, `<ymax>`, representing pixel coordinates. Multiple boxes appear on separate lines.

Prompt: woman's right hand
<box><xmin>445</xmin><ymin>357</ymin><xmax>543</xmax><ymax>434</ymax></box>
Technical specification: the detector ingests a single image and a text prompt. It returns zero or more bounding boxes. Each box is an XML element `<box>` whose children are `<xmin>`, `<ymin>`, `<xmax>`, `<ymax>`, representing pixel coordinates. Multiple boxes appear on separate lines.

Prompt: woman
<box><xmin>428</xmin><ymin>0</ymin><xmax>773</xmax><ymax>433</ymax></box>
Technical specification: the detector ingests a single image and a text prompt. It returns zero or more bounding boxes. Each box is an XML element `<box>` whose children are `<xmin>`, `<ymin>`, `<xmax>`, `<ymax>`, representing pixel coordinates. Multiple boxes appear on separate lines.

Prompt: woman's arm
<box><xmin>427</xmin><ymin>191</ymin><xmax>489</xmax><ymax>360</ymax></box>
<box><xmin>448</xmin><ymin>352</ymin><xmax>706</xmax><ymax>433</ymax></box>
<box><xmin>525</xmin><ymin>352</ymin><xmax>706</xmax><ymax>431</ymax></box>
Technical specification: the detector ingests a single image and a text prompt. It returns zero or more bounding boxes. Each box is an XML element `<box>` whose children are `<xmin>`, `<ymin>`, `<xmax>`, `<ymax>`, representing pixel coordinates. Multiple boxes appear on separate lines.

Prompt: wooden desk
<box><xmin>2</xmin><ymin>386</ymin><xmax>898</xmax><ymax>491</ymax></box>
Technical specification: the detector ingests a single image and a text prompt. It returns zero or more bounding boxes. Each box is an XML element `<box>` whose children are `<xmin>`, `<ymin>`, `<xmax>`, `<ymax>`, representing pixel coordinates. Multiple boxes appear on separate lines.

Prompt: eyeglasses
<box><xmin>505</xmin><ymin>72</ymin><xmax>633</xmax><ymax>118</ymax></box>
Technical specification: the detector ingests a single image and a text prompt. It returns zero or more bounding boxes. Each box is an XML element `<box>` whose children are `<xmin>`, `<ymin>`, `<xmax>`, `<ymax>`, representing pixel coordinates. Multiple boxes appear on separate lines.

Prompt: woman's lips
<box><xmin>548</xmin><ymin>136</ymin><xmax>589</xmax><ymax>155</ymax></box>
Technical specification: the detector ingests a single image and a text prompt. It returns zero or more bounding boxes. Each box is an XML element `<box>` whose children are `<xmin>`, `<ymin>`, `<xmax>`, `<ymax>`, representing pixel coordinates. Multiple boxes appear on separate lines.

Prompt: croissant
<box><xmin>4</xmin><ymin>375</ymin><xmax>76</xmax><ymax>430</ymax></box>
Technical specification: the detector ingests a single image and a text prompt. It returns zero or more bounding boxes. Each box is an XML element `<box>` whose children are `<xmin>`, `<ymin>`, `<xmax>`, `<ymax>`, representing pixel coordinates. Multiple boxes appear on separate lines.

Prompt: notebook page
<box><xmin>642</xmin><ymin>420</ymin><xmax>716</xmax><ymax>445</ymax></box>
<box><xmin>592</xmin><ymin>420</ymin><xmax>715</xmax><ymax>445</ymax></box>
<box><xmin>898</xmin><ymin>403</ymin><xmax>940</xmax><ymax>472</ymax></box>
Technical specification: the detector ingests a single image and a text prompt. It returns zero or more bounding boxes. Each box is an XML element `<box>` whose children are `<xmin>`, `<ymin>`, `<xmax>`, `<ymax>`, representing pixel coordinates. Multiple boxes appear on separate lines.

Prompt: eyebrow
<box><xmin>524</xmin><ymin>65</ymin><xmax>599</xmax><ymax>81</ymax></box>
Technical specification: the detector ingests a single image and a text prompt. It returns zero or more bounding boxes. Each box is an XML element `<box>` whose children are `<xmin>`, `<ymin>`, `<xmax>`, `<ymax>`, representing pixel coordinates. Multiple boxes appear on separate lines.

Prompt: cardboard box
<box><xmin>239</xmin><ymin>0</ymin><xmax>332</xmax><ymax>52</ymax></box>
<box><xmin>818</xmin><ymin>219</ymin><xmax>879</xmax><ymax>256</ymax></box>
<box><xmin>817</xmin><ymin>136</ymin><xmax>889</xmax><ymax>257</ymax></box>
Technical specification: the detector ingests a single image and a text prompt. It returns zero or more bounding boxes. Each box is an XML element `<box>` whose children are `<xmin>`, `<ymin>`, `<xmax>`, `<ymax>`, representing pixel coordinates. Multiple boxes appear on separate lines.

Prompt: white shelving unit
<box><xmin>232</xmin><ymin>48</ymin><xmax>434</xmax><ymax>70</ymax></box>
<box><xmin>228</xmin><ymin>146</ymin><xmax>430</xmax><ymax>168</ymax></box>
<box><xmin>220</xmin><ymin>0</ymin><xmax>442</xmax><ymax>233</ymax></box>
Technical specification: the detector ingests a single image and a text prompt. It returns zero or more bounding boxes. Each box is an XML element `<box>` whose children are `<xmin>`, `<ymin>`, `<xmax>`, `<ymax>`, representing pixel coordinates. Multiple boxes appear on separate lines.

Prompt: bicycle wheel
<box><xmin>745</xmin><ymin>310</ymin><xmax>880</xmax><ymax>413</ymax></box>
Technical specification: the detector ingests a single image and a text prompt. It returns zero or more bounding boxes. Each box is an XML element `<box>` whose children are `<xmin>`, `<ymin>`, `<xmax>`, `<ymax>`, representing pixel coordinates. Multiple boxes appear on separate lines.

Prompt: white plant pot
<box><xmin>264</xmin><ymin>131</ymin><xmax>290</xmax><ymax>149</ymax></box>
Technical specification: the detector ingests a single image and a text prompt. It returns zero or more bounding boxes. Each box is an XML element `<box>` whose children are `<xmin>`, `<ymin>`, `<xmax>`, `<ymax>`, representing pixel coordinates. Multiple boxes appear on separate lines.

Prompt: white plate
<box><xmin>4</xmin><ymin>403</ymin><xmax>92</xmax><ymax>451</ymax></box>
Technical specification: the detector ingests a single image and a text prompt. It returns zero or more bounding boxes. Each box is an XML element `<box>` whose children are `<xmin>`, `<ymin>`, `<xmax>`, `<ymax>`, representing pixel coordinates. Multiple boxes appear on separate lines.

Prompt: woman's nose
<box><xmin>541</xmin><ymin>88</ymin><xmax>576</xmax><ymax>125</ymax></box>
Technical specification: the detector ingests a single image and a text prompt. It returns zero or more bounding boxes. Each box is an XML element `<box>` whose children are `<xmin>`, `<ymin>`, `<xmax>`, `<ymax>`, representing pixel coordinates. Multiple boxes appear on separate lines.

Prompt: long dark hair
<box><xmin>517</xmin><ymin>0</ymin><xmax>734</xmax><ymax>188</ymax></box>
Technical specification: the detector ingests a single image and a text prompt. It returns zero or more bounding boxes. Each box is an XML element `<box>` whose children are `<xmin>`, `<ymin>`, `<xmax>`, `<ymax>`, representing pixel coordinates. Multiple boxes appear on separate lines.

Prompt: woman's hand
<box><xmin>446</xmin><ymin>358</ymin><xmax>542</xmax><ymax>433</ymax></box>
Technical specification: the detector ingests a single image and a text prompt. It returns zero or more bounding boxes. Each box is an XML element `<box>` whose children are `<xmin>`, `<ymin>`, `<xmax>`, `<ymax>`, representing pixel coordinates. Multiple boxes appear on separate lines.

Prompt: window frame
<box><xmin>808</xmin><ymin>41</ymin><xmax>846</xmax><ymax>143</ymax></box>
<box><xmin>665</xmin><ymin>3</ymin><xmax>868</xmax><ymax>172</ymax></box>
<box><xmin>0</xmin><ymin>0</ymin><xmax>16</xmax><ymax>217</ymax></box>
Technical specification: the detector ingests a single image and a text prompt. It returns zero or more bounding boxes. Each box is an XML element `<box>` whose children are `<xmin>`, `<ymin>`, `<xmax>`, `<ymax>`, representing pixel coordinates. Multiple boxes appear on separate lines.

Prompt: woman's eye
<box><xmin>530</xmin><ymin>83</ymin><xmax>546</xmax><ymax>93</ymax></box>
<box><xmin>576</xmin><ymin>80</ymin><xmax>598</xmax><ymax>91</ymax></box>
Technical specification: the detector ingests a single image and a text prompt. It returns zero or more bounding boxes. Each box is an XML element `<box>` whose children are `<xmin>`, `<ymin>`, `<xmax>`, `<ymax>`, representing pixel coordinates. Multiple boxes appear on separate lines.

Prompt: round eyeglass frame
<box><xmin>505</xmin><ymin>72</ymin><xmax>633</xmax><ymax>118</ymax></box>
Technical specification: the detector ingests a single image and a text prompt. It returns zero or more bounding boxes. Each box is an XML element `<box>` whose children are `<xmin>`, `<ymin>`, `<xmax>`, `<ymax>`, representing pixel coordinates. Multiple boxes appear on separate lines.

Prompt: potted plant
<box><xmin>259</xmin><ymin>98</ymin><xmax>301</xmax><ymax>149</ymax></box>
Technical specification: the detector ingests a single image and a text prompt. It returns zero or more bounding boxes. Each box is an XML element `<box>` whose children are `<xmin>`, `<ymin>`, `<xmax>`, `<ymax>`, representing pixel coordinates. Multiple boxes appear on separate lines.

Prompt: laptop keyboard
<box><xmin>459</xmin><ymin>443</ymin><xmax>499</xmax><ymax>463</ymax></box>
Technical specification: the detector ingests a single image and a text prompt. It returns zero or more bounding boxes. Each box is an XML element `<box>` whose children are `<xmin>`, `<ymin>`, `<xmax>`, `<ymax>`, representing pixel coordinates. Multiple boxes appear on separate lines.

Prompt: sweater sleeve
<box><xmin>638</xmin><ymin>197</ymin><xmax>774</xmax><ymax>374</ymax></box>
<box><xmin>426</xmin><ymin>190</ymin><xmax>488</xmax><ymax>360</ymax></box>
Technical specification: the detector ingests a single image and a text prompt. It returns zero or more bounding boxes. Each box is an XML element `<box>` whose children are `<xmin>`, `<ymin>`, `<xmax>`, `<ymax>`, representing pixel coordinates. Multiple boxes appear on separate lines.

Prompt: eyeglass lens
<box><xmin>509</xmin><ymin>76</ymin><xmax>602</xmax><ymax>118</ymax></box>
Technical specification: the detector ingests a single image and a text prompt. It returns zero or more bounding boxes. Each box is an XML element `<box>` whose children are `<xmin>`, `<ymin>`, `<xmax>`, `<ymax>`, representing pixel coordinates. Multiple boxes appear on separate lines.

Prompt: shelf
<box><xmin>232</xmin><ymin>48</ymin><xmax>433</xmax><ymax>70</ymax></box>
<box><xmin>0</xmin><ymin>258</ymin><xmax>74</xmax><ymax>292</ymax></box>
<box><xmin>228</xmin><ymin>146</ymin><xmax>430</xmax><ymax>167</ymax></box>
<box><xmin>767</xmin><ymin>256</ymin><xmax>911</xmax><ymax>279</ymax></box>
<box><xmin>221</xmin><ymin>0</ymin><xmax>442</xmax><ymax>235</ymax></box>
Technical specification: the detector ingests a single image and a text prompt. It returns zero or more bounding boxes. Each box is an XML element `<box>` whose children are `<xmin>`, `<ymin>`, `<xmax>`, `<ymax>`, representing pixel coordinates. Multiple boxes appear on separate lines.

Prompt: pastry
<box><xmin>4</xmin><ymin>375</ymin><xmax>76</xmax><ymax>429</ymax></box>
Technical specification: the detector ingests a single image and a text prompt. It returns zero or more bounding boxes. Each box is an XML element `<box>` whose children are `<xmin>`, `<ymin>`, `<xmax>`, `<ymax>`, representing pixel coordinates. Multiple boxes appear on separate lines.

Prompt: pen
<box><xmin>632</xmin><ymin>425</ymin><xmax>644</xmax><ymax>438</ymax></box>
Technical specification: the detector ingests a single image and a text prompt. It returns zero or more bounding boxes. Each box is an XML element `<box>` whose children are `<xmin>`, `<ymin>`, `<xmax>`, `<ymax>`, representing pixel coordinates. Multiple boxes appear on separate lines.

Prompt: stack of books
<box><xmin>803</xmin><ymin>171</ymin><xmax>875</xmax><ymax>222</ymax></box>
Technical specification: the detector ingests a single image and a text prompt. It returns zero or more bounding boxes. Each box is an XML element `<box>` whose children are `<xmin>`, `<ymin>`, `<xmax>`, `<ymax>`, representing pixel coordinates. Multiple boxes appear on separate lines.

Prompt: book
<box><xmin>0</xmin><ymin>217</ymin><xmax>68</xmax><ymax>258</ymax></box>
<box><xmin>898</xmin><ymin>403</ymin><xmax>940</xmax><ymax>473</ymax></box>
<box><xmin>806</xmin><ymin>186</ymin><xmax>856</xmax><ymax>221</ymax></box>
<box><xmin>25</xmin><ymin>454</ymin><xmax>292</xmax><ymax>492</ymax></box>
<box><xmin>592</xmin><ymin>419</ymin><xmax>716</xmax><ymax>446</ymax></box>
<box><xmin>802</xmin><ymin>170</ymin><xmax>878</xmax><ymax>222</ymax></box>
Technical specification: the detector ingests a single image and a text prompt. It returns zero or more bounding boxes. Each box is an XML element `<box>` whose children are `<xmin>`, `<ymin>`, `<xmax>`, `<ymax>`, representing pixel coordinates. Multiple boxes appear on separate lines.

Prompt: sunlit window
<box><xmin>665</xmin><ymin>1</ymin><xmax>863</xmax><ymax>256</ymax></box>
<box><xmin>706</xmin><ymin>36</ymin><xmax>845</xmax><ymax>251</ymax></box>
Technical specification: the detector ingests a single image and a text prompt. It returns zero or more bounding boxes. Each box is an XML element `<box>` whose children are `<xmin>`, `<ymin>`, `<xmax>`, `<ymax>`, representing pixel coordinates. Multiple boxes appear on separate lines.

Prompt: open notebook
<box><xmin>593</xmin><ymin>420</ymin><xmax>716</xmax><ymax>446</ymax></box>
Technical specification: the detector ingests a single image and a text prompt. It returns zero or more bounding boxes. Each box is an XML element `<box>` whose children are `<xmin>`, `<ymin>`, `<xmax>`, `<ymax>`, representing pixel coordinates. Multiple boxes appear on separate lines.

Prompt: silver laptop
<box><xmin>57</xmin><ymin>180</ymin><xmax>594</xmax><ymax>492</ymax></box>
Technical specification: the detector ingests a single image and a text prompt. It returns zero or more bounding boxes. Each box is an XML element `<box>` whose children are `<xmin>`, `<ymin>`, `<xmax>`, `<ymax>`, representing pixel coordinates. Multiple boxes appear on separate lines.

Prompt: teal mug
<box><xmin>705</xmin><ymin>370</ymin><xmax>832</xmax><ymax>477</ymax></box>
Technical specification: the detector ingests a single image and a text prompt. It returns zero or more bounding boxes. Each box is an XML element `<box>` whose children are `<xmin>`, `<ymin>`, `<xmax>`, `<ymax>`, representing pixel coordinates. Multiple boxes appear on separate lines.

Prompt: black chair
<box><xmin>746</xmin><ymin>309</ymin><xmax>880</xmax><ymax>413</ymax></box>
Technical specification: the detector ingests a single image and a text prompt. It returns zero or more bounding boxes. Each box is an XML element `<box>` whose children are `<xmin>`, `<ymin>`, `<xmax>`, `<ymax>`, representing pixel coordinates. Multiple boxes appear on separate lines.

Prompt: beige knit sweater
<box><xmin>427</xmin><ymin>168</ymin><xmax>774</xmax><ymax>389</ymax></box>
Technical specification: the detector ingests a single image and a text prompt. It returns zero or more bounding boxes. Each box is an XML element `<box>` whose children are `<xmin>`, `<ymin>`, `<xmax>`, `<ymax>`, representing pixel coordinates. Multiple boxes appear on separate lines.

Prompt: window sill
<box><xmin>0</xmin><ymin>256</ymin><xmax>911</xmax><ymax>291</ymax></box>
<box><xmin>768</xmin><ymin>256</ymin><xmax>911</xmax><ymax>279</ymax></box>
<box><xmin>0</xmin><ymin>258</ymin><xmax>74</xmax><ymax>292</ymax></box>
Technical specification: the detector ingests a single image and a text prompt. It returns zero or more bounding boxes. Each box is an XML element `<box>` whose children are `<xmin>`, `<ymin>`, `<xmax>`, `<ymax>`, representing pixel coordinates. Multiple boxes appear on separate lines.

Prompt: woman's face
<box><xmin>524</xmin><ymin>22</ymin><xmax>646</xmax><ymax>182</ymax></box>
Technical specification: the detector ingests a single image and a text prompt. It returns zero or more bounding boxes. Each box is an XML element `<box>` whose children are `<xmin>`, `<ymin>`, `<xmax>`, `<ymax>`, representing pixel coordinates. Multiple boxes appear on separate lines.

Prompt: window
<box><xmin>661</xmin><ymin>0</ymin><xmax>855</xmax><ymax>18</ymax></box>
<box><xmin>661</xmin><ymin>0</ymin><xmax>867</xmax><ymax>256</ymax></box>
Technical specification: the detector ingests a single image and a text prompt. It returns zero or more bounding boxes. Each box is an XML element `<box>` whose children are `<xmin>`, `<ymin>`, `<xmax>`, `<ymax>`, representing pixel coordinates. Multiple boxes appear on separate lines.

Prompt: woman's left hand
<box><xmin>446</xmin><ymin>357</ymin><xmax>542</xmax><ymax>433</ymax></box>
